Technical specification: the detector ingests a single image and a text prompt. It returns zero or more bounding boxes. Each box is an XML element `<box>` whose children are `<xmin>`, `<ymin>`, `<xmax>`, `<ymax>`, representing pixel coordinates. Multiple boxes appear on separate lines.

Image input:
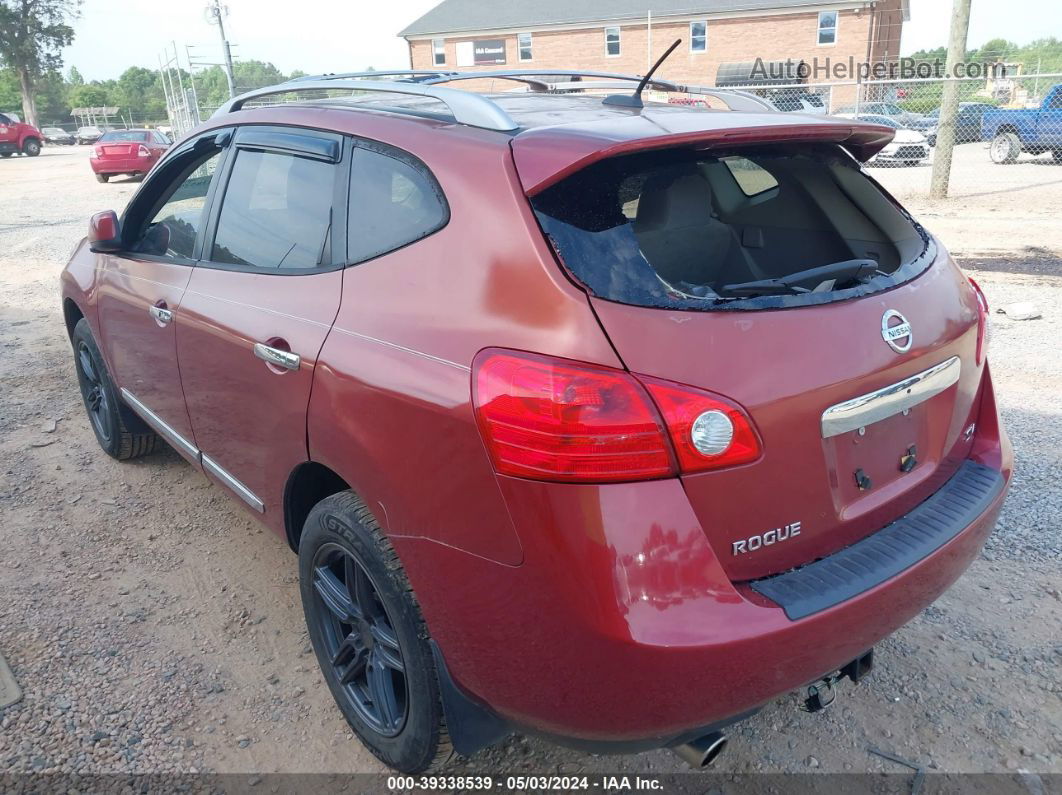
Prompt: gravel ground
<box><xmin>0</xmin><ymin>147</ymin><xmax>1059</xmax><ymax>783</ymax></box>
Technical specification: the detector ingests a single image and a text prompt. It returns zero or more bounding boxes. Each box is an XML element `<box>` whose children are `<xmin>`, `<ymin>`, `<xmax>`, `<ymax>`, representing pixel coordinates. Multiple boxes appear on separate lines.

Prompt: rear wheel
<box><xmin>22</xmin><ymin>139</ymin><xmax>41</xmax><ymax>157</ymax></box>
<box><xmin>95</xmin><ymin>173</ymin><xmax>109</xmax><ymax>183</ymax></box>
<box><xmin>299</xmin><ymin>491</ymin><xmax>452</xmax><ymax>773</ymax></box>
<box><xmin>71</xmin><ymin>319</ymin><xmax>158</xmax><ymax>460</ymax></box>
<box><xmin>990</xmin><ymin>131</ymin><xmax>1020</xmax><ymax>164</ymax></box>
<box><xmin>1052</xmin><ymin>150</ymin><xmax>1062</xmax><ymax>164</ymax></box>
<box><xmin>0</xmin><ymin>152</ymin><xmax>11</xmax><ymax>158</ymax></box>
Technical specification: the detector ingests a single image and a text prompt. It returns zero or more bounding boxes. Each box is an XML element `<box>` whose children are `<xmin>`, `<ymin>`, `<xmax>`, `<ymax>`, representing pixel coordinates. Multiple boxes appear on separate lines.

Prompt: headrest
<box><xmin>634</xmin><ymin>168</ymin><xmax>717</xmax><ymax>233</ymax></box>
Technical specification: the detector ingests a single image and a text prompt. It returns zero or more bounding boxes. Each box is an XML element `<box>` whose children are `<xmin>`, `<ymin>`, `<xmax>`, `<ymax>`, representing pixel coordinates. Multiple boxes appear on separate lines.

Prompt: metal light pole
<box><xmin>929</xmin><ymin>0</ymin><xmax>973</xmax><ymax>199</ymax></box>
<box><xmin>206</xmin><ymin>0</ymin><xmax>237</xmax><ymax>99</ymax></box>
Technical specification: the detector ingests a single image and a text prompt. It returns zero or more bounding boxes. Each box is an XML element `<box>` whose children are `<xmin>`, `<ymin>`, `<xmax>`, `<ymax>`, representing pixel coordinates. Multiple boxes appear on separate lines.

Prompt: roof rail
<box><xmin>290</xmin><ymin>70</ymin><xmax>459</xmax><ymax>84</ymax></box>
<box><xmin>212</xmin><ymin>79</ymin><xmax>519</xmax><ymax>132</ymax></box>
<box><xmin>420</xmin><ymin>70</ymin><xmax>773</xmax><ymax>111</ymax></box>
<box><xmin>421</xmin><ymin>69</ymin><xmax>680</xmax><ymax>93</ymax></box>
<box><xmin>676</xmin><ymin>86</ymin><xmax>776</xmax><ymax>112</ymax></box>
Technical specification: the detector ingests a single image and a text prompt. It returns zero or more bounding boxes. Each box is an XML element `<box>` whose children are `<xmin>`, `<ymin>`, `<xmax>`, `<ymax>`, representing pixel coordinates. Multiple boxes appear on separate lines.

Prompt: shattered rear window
<box><xmin>531</xmin><ymin>144</ymin><xmax>932</xmax><ymax>311</ymax></box>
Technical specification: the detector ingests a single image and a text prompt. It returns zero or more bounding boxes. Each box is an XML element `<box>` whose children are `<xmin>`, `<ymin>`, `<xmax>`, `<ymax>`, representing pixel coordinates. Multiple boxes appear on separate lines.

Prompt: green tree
<box><xmin>67</xmin><ymin>64</ymin><xmax>83</xmax><ymax>84</ymax></box>
<box><xmin>0</xmin><ymin>0</ymin><xmax>80</xmax><ymax>128</ymax></box>
<box><xmin>68</xmin><ymin>82</ymin><xmax>108</xmax><ymax>109</ymax></box>
<box><xmin>117</xmin><ymin>66</ymin><xmax>165</xmax><ymax>120</ymax></box>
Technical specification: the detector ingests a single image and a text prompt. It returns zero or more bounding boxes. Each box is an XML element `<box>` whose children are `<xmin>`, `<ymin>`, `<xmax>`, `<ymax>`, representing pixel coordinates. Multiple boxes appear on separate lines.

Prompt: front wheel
<box><xmin>22</xmin><ymin>139</ymin><xmax>41</xmax><ymax>157</ymax></box>
<box><xmin>299</xmin><ymin>491</ymin><xmax>452</xmax><ymax>773</ymax></box>
<box><xmin>990</xmin><ymin>131</ymin><xmax>1020</xmax><ymax>164</ymax></box>
<box><xmin>0</xmin><ymin>152</ymin><xmax>11</xmax><ymax>158</ymax></box>
<box><xmin>71</xmin><ymin>318</ymin><xmax>158</xmax><ymax>460</ymax></box>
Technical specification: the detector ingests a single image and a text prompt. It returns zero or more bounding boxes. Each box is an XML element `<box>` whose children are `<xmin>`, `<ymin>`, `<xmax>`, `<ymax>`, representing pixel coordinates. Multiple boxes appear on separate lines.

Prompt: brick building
<box><xmin>400</xmin><ymin>0</ymin><xmax>908</xmax><ymax>109</ymax></box>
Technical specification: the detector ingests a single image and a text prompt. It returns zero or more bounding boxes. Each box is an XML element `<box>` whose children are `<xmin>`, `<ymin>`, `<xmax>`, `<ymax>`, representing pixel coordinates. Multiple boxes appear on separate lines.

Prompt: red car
<box><xmin>89</xmin><ymin>128</ymin><xmax>171</xmax><ymax>182</ymax></box>
<box><xmin>0</xmin><ymin>112</ymin><xmax>42</xmax><ymax>157</ymax></box>
<box><xmin>60</xmin><ymin>70</ymin><xmax>1011</xmax><ymax>773</ymax></box>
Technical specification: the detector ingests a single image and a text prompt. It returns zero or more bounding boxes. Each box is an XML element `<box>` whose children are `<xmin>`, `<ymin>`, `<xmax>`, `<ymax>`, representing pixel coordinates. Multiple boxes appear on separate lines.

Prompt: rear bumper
<box><xmin>90</xmin><ymin>156</ymin><xmax>154</xmax><ymax>174</ymax></box>
<box><xmin>396</xmin><ymin>370</ymin><xmax>1012</xmax><ymax>745</ymax></box>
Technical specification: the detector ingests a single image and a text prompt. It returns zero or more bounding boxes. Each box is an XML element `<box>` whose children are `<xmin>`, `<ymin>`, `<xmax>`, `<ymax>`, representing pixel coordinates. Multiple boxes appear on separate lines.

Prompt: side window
<box><xmin>1049</xmin><ymin>92</ymin><xmax>1062</xmax><ymax>110</ymax></box>
<box><xmin>817</xmin><ymin>11</ymin><xmax>838</xmax><ymax>44</ymax></box>
<box><xmin>131</xmin><ymin>149</ymin><xmax>223</xmax><ymax>260</ymax></box>
<box><xmin>722</xmin><ymin>156</ymin><xmax>780</xmax><ymax>197</ymax></box>
<box><xmin>211</xmin><ymin>149</ymin><xmax>335</xmax><ymax>270</ymax></box>
<box><xmin>0</xmin><ymin>114</ymin><xmax>10</xmax><ymax>125</ymax></box>
<box><xmin>347</xmin><ymin>146</ymin><xmax>448</xmax><ymax>264</ymax></box>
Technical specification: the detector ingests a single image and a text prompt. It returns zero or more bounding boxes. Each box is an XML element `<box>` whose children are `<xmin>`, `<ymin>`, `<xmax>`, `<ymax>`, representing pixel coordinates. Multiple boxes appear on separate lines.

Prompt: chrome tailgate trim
<box><xmin>821</xmin><ymin>356</ymin><xmax>961</xmax><ymax>439</ymax></box>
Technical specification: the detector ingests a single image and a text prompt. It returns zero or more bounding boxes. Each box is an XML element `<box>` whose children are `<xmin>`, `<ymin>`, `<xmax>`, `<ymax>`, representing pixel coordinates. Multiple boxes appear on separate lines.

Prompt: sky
<box><xmin>61</xmin><ymin>0</ymin><xmax>1062</xmax><ymax>82</ymax></box>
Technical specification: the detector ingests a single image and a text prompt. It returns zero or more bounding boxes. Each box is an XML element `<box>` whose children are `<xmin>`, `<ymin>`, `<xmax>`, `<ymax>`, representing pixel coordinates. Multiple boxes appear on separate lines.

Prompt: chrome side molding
<box><xmin>120</xmin><ymin>388</ymin><xmax>199</xmax><ymax>459</ymax></box>
<box><xmin>120</xmin><ymin>389</ymin><xmax>265</xmax><ymax>513</ymax></box>
<box><xmin>202</xmin><ymin>454</ymin><xmax>265</xmax><ymax>513</ymax></box>
<box><xmin>821</xmin><ymin>356</ymin><xmax>961</xmax><ymax>439</ymax></box>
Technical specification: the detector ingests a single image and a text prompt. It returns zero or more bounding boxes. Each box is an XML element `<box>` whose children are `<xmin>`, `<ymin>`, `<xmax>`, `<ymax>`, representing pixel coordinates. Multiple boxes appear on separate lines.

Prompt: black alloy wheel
<box><xmin>309</xmin><ymin>542</ymin><xmax>409</xmax><ymax>737</ymax></box>
<box><xmin>76</xmin><ymin>339</ymin><xmax>113</xmax><ymax>444</ymax></box>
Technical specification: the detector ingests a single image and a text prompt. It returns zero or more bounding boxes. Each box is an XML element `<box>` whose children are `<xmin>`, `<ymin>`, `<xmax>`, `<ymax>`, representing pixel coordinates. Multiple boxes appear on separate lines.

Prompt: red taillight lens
<box><xmin>472</xmin><ymin>349</ymin><xmax>763</xmax><ymax>482</ymax></box>
<box><xmin>137</xmin><ymin>144</ymin><xmax>151</xmax><ymax>157</ymax></box>
<box><xmin>968</xmin><ymin>276</ymin><xmax>990</xmax><ymax>364</ymax></box>
<box><xmin>473</xmin><ymin>350</ymin><xmax>673</xmax><ymax>482</ymax></box>
<box><xmin>640</xmin><ymin>378</ymin><xmax>762</xmax><ymax>473</ymax></box>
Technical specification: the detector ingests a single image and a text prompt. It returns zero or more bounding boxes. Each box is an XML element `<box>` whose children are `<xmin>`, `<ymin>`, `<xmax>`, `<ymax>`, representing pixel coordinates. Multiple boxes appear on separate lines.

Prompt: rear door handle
<box><xmin>149</xmin><ymin>304</ymin><xmax>173</xmax><ymax>325</ymax></box>
<box><xmin>253</xmin><ymin>342</ymin><xmax>301</xmax><ymax>371</ymax></box>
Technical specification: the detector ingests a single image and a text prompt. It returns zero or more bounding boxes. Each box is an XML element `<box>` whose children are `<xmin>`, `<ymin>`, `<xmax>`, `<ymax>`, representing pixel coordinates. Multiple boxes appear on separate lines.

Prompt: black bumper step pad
<box><xmin>750</xmin><ymin>460</ymin><xmax>1005</xmax><ymax>620</ymax></box>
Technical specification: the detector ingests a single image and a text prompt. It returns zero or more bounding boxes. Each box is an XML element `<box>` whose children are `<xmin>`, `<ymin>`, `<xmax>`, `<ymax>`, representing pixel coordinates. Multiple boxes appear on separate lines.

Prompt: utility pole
<box><xmin>929</xmin><ymin>0</ymin><xmax>973</xmax><ymax>199</ymax></box>
<box><xmin>206</xmin><ymin>0</ymin><xmax>237</xmax><ymax>99</ymax></box>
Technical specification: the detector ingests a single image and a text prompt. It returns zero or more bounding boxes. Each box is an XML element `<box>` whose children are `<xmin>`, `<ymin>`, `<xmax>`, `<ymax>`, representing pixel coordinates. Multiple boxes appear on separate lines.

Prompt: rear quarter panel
<box><xmin>306</xmin><ymin>115</ymin><xmax>621</xmax><ymax>567</ymax></box>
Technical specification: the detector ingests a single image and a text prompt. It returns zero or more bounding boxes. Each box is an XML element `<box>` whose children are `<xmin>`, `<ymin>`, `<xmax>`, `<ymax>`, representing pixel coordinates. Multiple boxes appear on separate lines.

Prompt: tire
<box><xmin>22</xmin><ymin>138</ymin><xmax>41</xmax><ymax>157</ymax></box>
<box><xmin>95</xmin><ymin>173</ymin><xmax>109</xmax><ymax>183</ymax></box>
<box><xmin>990</xmin><ymin>131</ymin><xmax>1020</xmax><ymax>164</ymax></box>
<box><xmin>299</xmin><ymin>491</ymin><xmax>453</xmax><ymax>773</ymax></box>
<box><xmin>0</xmin><ymin>152</ymin><xmax>11</xmax><ymax>158</ymax></box>
<box><xmin>1052</xmin><ymin>150</ymin><xmax>1062</xmax><ymax>164</ymax></box>
<box><xmin>71</xmin><ymin>318</ymin><xmax>158</xmax><ymax>460</ymax></box>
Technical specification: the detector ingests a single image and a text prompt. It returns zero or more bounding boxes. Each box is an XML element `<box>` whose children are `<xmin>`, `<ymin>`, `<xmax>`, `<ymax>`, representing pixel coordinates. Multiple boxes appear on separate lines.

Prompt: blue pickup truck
<box><xmin>981</xmin><ymin>83</ymin><xmax>1062</xmax><ymax>163</ymax></box>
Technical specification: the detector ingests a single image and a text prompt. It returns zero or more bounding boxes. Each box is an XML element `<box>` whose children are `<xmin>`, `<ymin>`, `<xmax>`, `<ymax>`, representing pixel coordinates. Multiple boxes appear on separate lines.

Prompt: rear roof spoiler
<box><xmin>511</xmin><ymin>116</ymin><xmax>895</xmax><ymax>196</ymax></box>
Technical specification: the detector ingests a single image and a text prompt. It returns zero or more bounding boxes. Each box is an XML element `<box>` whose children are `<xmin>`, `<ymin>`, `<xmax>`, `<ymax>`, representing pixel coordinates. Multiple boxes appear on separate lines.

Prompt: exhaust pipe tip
<box><xmin>671</xmin><ymin>732</ymin><xmax>728</xmax><ymax>769</ymax></box>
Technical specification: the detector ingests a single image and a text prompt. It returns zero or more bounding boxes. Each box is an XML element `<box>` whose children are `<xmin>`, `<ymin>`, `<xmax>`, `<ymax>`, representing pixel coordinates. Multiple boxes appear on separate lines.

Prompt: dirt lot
<box><xmin>0</xmin><ymin>147</ymin><xmax>1060</xmax><ymax>784</ymax></box>
<box><xmin>869</xmin><ymin>141</ymin><xmax>1062</xmax><ymax>258</ymax></box>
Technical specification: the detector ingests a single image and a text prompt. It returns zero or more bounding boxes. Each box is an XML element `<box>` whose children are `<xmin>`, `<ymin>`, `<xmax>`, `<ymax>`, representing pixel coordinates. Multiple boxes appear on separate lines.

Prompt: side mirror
<box><xmin>88</xmin><ymin>210</ymin><xmax>121</xmax><ymax>253</ymax></box>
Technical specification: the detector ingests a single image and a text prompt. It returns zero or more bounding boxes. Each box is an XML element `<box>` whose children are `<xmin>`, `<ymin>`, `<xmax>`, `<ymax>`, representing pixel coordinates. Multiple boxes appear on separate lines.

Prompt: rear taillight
<box><xmin>137</xmin><ymin>144</ymin><xmax>151</xmax><ymax>157</ymax></box>
<box><xmin>473</xmin><ymin>350</ymin><xmax>673</xmax><ymax>482</ymax></box>
<box><xmin>472</xmin><ymin>349</ymin><xmax>762</xmax><ymax>483</ymax></box>
<box><xmin>89</xmin><ymin>148</ymin><xmax>99</xmax><ymax>158</ymax></box>
<box><xmin>968</xmin><ymin>276</ymin><xmax>990</xmax><ymax>365</ymax></box>
<box><xmin>640</xmin><ymin>378</ymin><xmax>762</xmax><ymax>473</ymax></box>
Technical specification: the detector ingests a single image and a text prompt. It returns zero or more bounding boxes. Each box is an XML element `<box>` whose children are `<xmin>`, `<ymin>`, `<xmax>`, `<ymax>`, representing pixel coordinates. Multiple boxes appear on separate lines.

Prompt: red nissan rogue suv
<box><xmin>60</xmin><ymin>70</ymin><xmax>1012</xmax><ymax>773</ymax></box>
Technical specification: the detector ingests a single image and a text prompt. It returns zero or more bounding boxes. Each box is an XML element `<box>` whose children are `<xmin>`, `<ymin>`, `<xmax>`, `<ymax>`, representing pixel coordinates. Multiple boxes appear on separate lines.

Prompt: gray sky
<box><xmin>62</xmin><ymin>0</ymin><xmax>1062</xmax><ymax>82</ymax></box>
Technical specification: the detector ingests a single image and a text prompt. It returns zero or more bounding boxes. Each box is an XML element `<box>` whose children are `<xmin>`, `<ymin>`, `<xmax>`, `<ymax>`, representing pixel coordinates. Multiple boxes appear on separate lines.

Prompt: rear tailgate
<box><xmin>99</xmin><ymin>142</ymin><xmax>140</xmax><ymax>157</ymax></box>
<box><xmin>512</xmin><ymin>109</ymin><xmax>984</xmax><ymax>581</ymax></box>
<box><xmin>590</xmin><ymin>262</ymin><xmax>983</xmax><ymax>581</ymax></box>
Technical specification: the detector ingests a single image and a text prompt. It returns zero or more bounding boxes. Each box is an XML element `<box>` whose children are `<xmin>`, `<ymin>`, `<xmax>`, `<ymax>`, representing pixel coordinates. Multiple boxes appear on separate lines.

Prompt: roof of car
<box><xmin>400</xmin><ymin>0</ymin><xmax>850</xmax><ymax>36</ymax></box>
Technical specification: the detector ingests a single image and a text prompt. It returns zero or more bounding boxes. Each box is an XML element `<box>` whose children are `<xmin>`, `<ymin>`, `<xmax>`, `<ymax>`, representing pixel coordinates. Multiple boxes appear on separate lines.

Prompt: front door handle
<box><xmin>253</xmin><ymin>342</ymin><xmax>301</xmax><ymax>371</ymax></box>
<box><xmin>149</xmin><ymin>303</ymin><xmax>173</xmax><ymax>326</ymax></box>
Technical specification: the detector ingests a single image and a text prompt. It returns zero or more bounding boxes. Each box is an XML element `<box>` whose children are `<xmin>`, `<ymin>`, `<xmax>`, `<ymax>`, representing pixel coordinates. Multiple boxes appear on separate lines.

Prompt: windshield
<box><xmin>531</xmin><ymin>144</ymin><xmax>930</xmax><ymax>311</ymax></box>
<box><xmin>99</xmin><ymin>130</ymin><xmax>149</xmax><ymax>143</ymax></box>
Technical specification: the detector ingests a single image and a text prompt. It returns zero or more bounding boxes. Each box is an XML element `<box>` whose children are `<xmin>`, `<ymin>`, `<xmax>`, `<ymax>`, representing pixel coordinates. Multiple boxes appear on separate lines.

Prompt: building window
<box><xmin>817</xmin><ymin>11</ymin><xmax>838</xmax><ymax>45</ymax></box>
<box><xmin>690</xmin><ymin>21</ymin><xmax>707</xmax><ymax>52</ymax></box>
<box><xmin>518</xmin><ymin>32</ymin><xmax>533</xmax><ymax>62</ymax></box>
<box><xmin>605</xmin><ymin>27</ymin><xmax>621</xmax><ymax>57</ymax></box>
<box><xmin>432</xmin><ymin>38</ymin><xmax>446</xmax><ymax>66</ymax></box>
